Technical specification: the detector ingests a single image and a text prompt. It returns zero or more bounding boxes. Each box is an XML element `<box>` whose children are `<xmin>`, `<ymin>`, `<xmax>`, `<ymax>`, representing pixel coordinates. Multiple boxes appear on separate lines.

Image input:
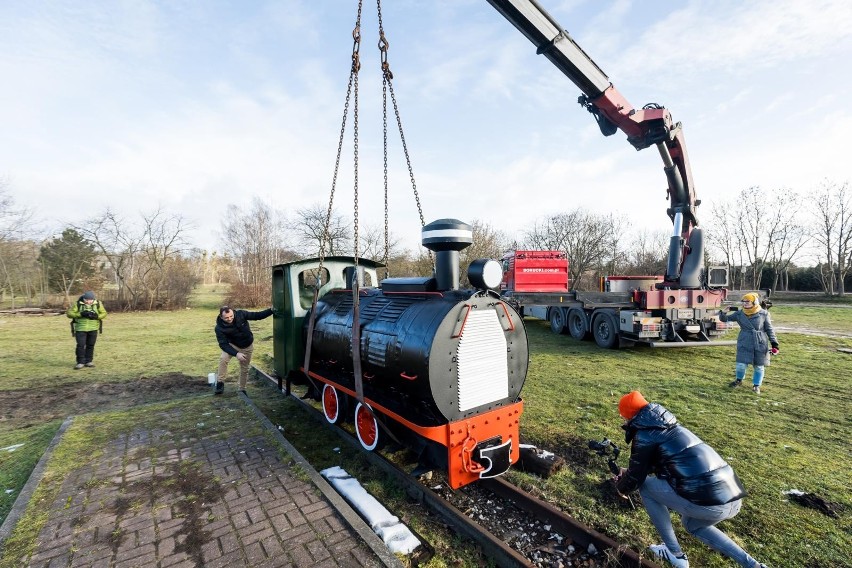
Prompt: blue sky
<box><xmin>2</xmin><ymin>0</ymin><xmax>851</xmax><ymax>254</ymax></box>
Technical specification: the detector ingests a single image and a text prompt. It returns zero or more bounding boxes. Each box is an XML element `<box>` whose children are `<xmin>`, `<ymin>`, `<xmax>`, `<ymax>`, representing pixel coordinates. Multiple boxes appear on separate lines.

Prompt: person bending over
<box><xmin>614</xmin><ymin>391</ymin><xmax>767</xmax><ymax>568</ymax></box>
<box><xmin>213</xmin><ymin>305</ymin><xmax>273</xmax><ymax>395</ymax></box>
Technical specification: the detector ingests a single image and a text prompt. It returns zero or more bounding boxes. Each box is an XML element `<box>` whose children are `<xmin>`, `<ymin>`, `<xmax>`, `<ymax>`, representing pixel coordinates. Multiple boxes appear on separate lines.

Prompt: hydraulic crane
<box><xmin>487</xmin><ymin>0</ymin><xmax>704</xmax><ymax>289</ymax></box>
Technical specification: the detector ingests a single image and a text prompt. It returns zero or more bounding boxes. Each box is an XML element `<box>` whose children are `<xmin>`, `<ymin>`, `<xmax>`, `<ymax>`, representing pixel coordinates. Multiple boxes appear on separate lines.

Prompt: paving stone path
<box><xmin>19</xmin><ymin>411</ymin><xmax>394</xmax><ymax>567</ymax></box>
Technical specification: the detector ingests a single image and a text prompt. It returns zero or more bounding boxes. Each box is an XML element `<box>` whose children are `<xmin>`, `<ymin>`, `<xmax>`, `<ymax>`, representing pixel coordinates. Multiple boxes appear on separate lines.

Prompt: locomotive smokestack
<box><xmin>422</xmin><ymin>219</ymin><xmax>473</xmax><ymax>291</ymax></box>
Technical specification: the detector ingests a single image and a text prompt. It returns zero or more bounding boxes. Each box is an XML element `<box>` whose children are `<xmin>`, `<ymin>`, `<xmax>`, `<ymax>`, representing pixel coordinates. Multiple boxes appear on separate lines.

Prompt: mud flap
<box><xmin>475</xmin><ymin>438</ymin><xmax>512</xmax><ymax>479</ymax></box>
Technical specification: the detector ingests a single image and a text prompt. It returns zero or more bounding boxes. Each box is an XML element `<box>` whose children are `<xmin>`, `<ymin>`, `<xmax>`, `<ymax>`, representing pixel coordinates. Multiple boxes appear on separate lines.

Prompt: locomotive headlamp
<box><xmin>468</xmin><ymin>258</ymin><xmax>503</xmax><ymax>290</ymax></box>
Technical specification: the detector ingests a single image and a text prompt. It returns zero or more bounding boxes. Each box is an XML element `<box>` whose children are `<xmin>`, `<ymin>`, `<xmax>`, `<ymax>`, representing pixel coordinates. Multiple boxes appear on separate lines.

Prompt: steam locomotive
<box><xmin>271</xmin><ymin>219</ymin><xmax>529</xmax><ymax>488</ymax></box>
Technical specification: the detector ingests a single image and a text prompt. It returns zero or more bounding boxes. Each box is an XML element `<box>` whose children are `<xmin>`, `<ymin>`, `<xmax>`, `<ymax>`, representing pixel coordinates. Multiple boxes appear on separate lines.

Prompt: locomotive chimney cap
<box><xmin>422</xmin><ymin>219</ymin><xmax>473</xmax><ymax>252</ymax></box>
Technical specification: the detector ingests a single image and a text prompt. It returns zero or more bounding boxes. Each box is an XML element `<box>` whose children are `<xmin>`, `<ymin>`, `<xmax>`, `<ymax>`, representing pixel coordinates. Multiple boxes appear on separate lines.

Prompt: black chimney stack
<box><xmin>421</xmin><ymin>219</ymin><xmax>472</xmax><ymax>291</ymax></box>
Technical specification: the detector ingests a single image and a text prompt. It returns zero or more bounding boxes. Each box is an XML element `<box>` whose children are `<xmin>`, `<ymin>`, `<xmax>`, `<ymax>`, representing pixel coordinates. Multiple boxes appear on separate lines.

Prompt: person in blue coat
<box><xmin>719</xmin><ymin>292</ymin><xmax>779</xmax><ymax>394</ymax></box>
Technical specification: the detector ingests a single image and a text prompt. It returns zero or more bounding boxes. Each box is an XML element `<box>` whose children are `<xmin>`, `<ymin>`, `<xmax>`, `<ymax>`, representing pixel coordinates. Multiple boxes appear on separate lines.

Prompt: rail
<box><xmin>252</xmin><ymin>366</ymin><xmax>661</xmax><ymax>568</ymax></box>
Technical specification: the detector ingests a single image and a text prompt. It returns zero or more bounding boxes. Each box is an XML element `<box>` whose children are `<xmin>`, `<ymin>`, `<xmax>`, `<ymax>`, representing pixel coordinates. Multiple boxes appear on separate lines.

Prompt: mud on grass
<box><xmin>0</xmin><ymin>373</ymin><xmax>212</xmax><ymax>430</ymax></box>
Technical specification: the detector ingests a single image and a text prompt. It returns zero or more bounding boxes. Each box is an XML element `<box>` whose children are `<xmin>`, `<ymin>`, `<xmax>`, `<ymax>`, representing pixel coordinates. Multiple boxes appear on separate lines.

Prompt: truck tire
<box><xmin>567</xmin><ymin>308</ymin><xmax>589</xmax><ymax>340</ymax></box>
<box><xmin>549</xmin><ymin>307</ymin><xmax>568</xmax><ymax>335</ymax></box>
<box><xmin>592</xmin><ymin>311</ymin><xmax>619</xmax><ymax>349</ymax></box>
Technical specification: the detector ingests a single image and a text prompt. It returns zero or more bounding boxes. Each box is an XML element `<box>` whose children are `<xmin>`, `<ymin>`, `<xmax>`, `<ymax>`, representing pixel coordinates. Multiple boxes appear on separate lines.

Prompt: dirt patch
<box><xmin>772</xmin><ymin>326</ymin><xmax>852</xmax><ymax>338</ymax></box>
<box><xmin>0</xmin><ymin>374</ymin><xmax>211</xmax><ymax>429</ymax></box>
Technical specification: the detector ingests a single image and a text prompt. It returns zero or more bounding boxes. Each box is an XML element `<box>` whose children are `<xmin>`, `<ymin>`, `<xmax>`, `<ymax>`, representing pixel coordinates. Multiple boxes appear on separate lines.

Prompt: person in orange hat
<box><xmin>614</xmin><ymin>391</ymin><xmax>766</xmax><ymax>568</ymax></box>
<box><xmin>719</xmin><ymin>293</ymin><xmax>779</xmax><ymax>394</ymax></box>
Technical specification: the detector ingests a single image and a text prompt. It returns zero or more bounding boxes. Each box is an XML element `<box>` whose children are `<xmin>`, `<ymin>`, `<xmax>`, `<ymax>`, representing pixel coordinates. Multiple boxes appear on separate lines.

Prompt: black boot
<box><xmin>214</xmin><ymin>381</ymin><xmax>225</xmax><ymax>395</ymax></box>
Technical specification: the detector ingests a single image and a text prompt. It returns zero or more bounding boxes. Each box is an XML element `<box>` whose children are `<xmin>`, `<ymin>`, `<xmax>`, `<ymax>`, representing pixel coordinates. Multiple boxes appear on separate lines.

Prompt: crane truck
<box><xmin>500</xmin><ymin>249</ymin><xmax>732</xmax><ymax>348</ymax></box>
<box><xmin>486</xmin><ymin>0</ymin><xmax>747</xmax><ymax>348</ymax></box>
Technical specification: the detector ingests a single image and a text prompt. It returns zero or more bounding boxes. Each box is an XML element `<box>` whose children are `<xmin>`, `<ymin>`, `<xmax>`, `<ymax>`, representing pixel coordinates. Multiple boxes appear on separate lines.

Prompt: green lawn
<box><xmin>770</xmin><ymin>304</ymin><xmax>852</xmax><ymax>334</ymax></box>
<box><xmin>1</xmin><ymin>285</ymin><xmax>850</xmax><ymax>567</ymax></box>
<box><xmin>509</xmin><ymin>319</ymin><xmax>852</xmax><ymax>567</ymax></box>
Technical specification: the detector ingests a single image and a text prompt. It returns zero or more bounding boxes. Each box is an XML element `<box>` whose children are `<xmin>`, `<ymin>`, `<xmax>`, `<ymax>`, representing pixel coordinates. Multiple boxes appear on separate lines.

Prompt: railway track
<box><xmin>254</xmin><ymin>367</ymin><xmax>660</xmax><ymax>568</ymax></box>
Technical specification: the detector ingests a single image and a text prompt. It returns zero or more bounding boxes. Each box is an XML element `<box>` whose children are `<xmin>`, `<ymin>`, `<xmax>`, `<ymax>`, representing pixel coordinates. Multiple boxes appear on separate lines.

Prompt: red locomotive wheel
<box><xmin>355</xmin><ymin>402</ymin><xmax>379</xmax><ymax>451</ymax></box>
<box><xmin>322</xmin><ymin>384</ymin><xmax>340</xmax><ymax>424</ymax></box>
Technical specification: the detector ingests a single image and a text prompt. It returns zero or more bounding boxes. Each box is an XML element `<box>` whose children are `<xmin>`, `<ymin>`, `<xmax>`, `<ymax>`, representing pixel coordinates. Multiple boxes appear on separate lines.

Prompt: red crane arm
<box><xmin>487</xmin><ymin>0</ymin><xmax>704</xmax><ymax>288</ymax></box>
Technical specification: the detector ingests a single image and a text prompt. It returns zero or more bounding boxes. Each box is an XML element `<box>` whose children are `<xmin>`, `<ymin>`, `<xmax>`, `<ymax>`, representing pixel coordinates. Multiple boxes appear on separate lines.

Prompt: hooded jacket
<box><xmin>615</xmin><ymin>403</ymin><xmax>746</xmax><ymax>506</ymax></box>
<box><xmin>66</xmin><ymin>296</ymin><xmax>108</xmax><ymax>333</ymax></box>
<box><xmin>719</xmin><ymin>308</ymin><xmax>778</xmax><ymax>366</ymax></box>
<box><xmin>215</xmin><ymin>308</ymin><xmax>273</xmax><ymax>355</ymax></box>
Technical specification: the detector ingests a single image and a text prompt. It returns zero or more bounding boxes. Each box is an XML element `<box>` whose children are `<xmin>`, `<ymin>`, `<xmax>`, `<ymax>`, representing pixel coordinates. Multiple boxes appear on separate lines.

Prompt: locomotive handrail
<box><xmin>451</xmin><ymin>304</ymin><xmax>473</xmax><ymax>338</ymax></box>
<box><xmin>495</xmin><ymin>302</ymin><xmax>516</xmax><ymax>332</ymax></box>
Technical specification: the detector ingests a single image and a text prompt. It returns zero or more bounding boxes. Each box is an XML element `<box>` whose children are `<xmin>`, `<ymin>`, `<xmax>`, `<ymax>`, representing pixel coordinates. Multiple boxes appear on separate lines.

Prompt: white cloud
<box><xmin>2</xmin><ymin>0</ymin><xmax>851</xmax><ymax>255</ymax></box>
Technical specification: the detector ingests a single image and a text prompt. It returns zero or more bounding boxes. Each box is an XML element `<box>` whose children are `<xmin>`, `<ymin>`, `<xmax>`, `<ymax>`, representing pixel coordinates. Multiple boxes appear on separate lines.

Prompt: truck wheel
<box><xmin>567</xmin><ymin>308</ymin><xmax>589</xmax><ymax>340</ymax></box>
<box><xmin>592</xmin><ymin>312</ymin><xmax>619</xmax><ymax>349</ymax></box>
<box><xmin>549</xmin><ymin>308</ymin><xmax>568</xmax><ymax>334</ymax></box>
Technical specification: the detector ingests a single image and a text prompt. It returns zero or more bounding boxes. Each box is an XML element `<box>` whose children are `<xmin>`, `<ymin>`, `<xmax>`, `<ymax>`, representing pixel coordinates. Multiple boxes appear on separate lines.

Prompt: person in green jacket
<box><xmin>66</xmin><ymin>291</ymin><xmax>108</xmax><ymax>369</ymax></box>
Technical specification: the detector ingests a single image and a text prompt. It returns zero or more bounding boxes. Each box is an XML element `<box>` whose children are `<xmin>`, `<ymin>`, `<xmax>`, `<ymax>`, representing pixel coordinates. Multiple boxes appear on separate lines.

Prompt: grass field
<box><xmin>1</xmin><ymin>287</ymin><xmax>850</xmax><ymax>567</ymax></box>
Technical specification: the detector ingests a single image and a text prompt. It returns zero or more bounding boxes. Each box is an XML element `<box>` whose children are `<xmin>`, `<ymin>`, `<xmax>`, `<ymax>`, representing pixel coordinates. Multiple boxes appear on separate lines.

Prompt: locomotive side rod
<box><xmin>253</xmin><ymin>366</ymin><xmax>659</xmax><ymax>568</ymax></box>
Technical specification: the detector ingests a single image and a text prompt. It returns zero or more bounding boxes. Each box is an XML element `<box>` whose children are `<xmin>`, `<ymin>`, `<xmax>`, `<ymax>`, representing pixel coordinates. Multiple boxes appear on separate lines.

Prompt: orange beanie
<box><xmin>619</xmin><ymin>390</ymin><xmax>649</xmax><ymax>420</ymax></box>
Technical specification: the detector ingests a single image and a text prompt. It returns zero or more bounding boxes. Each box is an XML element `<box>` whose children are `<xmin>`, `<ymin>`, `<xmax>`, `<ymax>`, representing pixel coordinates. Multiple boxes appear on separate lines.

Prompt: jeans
<box><xmin>735</xmin><ymin>362</ymin><xmax>765</xmax><ymax>386</ymax></box>
<box><xmin>218</xmin><ymin>342</ymin><xmax>254</xmax><ymax>389</ymax></box>
<box><xmin>75</xmin><ymin>330</ymin><xmax>98</xmax><ymax>364</ymax></box>
<box><xmin>639</xmin><ymin>476</ymin><xmax>760</xmax><ymax>567</ymax></box>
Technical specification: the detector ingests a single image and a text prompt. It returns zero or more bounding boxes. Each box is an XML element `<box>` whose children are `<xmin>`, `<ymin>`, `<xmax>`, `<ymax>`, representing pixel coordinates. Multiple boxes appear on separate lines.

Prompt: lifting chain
<box><xmin>303</xmin><ymin>0</ymin><xmax>364</xmax><ymax>377</ymax></box>
<box><xmin>376</xmin><ymin>0</ymin><xmax>428</xmax><ymax>274</ymax></box>
<box><xmin>307</xmin><ymin>0</ymin><xmax>431</xmax><ymax>393</ymax></box>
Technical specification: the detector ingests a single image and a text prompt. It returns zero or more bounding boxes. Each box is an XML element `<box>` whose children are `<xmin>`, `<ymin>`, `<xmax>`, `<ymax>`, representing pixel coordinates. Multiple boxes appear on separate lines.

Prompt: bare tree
<box><xmin>732</xmin><ymin>186</ymin><xmax>776</xmax><ymax>289</ymax></box>
<box><xmin>359</xmin><ymin>223</ymin><xmax>404</xmax><ymax>264</ymax></box>
<box><xmin>599</xmin><ymin>213</ymin><xmax>629</xmax><ymax>277</ymax></box>
<box><xmin>810</xmin><ymin>179</ymin><xmax>852</xmax><ymax>295</ymax></box>
<box><xmin>139</xmin><ymin>208</ymin><xmax>191</xmax><ymax>309</ymax></box>
<box><xmin>623</xmin><ymin>228</ymin><xmax>669</xmax><ymax>275</ymax></box>
<box><xmin>0</xmin><ymin>182</ymin><xmax>38</xmax><ymax>306</ymax></box>
<box><xmin>523</xmin><ymin>209</ymin><xmax>614</xmax><ymax>290</ymax></box>
<box><xmin>763</xmin><ymin>188</ymin><xmax>808</xmax><ymax>291</ymax></box>
<box><xmin>75</xmin><ymin>207</ymin><xmax>197</xmax><ymax>309</ymax></box>
<box><xmin>706</xmin><ymin>198</ymin><xmax>746</xmax><ymax>288</ymax></box>
<box><xmin>460</xmin><ymin>220</ymin><xmax>510</xmax><ymax>268</ymax></box>
<box><xmin>74</xmin><ymin>209</ymin><xmax>143</xmax><ymax>308</ymax></box>
<box><xmin>708</xmin><ymin>187</ymin><xmax>809</xmax><ymax>291</ymax></box>
<box><xmin>707</xmin><ymin>186</ymin><xmax>776</xmax><ymax>289</ymax></box>
<box><xmin>523</xmin><ymin>214</ymin><xmax>572</xmax><ymax>252</ymax></box>
<box><xmin>187</xmin><ymin>248</ymin><xmax>232</xmax><ymax>285</ymax></box>
<box><xmin>220</xmin><ymin>197</ymin><xmax>294</xmax><ymax>306</ymax></box>
<box><xmin>292</xmin><ymin>203</ymin><xmax>351</xmax><ymax>257</ymax></box>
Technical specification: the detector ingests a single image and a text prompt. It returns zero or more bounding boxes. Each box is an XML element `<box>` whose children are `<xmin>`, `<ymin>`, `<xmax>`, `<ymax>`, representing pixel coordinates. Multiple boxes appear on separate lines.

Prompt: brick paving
<box><xmin>13</xmin><ymin>398</ymin><xmax>401</xmax><ymax>568</ymax></box>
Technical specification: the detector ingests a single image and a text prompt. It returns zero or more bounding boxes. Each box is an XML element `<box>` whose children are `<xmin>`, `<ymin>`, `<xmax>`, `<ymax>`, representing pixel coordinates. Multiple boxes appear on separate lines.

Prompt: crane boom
<box><xmin>486</xmin><ymin>0</ymin><xmax>705</xmax><ymax>289</ymax></box>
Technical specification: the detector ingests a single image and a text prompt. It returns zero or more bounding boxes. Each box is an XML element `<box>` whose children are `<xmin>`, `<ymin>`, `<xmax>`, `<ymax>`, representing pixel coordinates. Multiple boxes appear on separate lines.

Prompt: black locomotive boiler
<box><xmin>271</xmin><ymin>219</ymin><xmax>529</xmax><ymax>488</ymax></box>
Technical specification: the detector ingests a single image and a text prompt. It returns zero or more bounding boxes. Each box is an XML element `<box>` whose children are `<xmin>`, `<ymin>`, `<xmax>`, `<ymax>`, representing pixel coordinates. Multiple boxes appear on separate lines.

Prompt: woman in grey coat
<box><xmin>719</xmin><ymin>292</ymin><xmax>779</xmax><ymax>394</ymax></box>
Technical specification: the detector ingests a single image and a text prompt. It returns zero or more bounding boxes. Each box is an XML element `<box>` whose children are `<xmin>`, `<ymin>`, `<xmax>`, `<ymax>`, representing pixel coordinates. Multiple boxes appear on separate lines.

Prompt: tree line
<box><xmin>1</xmin><ymin>179</ymin><xmax>849</xmax><ymax>311</ymax></box>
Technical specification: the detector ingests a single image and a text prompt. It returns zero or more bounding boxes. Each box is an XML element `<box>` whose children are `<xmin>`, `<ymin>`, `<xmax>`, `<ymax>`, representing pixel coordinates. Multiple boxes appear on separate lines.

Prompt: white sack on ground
<box><xmin>321</xmin><ymin>465</ymin><xmax>421</xmax><ymax>554</ymax></box>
